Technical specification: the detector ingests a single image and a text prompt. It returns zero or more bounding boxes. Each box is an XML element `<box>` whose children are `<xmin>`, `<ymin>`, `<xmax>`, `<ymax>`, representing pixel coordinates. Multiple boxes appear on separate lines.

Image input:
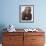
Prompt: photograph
<box><xmin>19</xmin><ymin>5</ymin><xmax>34</xmax><ymax>23</ymax></box>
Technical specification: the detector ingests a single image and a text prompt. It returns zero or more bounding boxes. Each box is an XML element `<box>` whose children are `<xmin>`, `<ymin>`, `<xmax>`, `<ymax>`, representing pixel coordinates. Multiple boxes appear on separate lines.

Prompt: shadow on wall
<box><xmin>0</xmin><ymin>24</ymin><xmax>7</xmax><ymax>43</ymax></box>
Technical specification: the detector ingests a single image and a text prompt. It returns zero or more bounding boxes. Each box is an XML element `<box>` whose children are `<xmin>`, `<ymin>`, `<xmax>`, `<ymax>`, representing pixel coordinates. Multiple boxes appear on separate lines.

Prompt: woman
<box><xmin>22</xmin><ymin>7</ymin><xmax>32</xmax><ymax>20</ymax></box>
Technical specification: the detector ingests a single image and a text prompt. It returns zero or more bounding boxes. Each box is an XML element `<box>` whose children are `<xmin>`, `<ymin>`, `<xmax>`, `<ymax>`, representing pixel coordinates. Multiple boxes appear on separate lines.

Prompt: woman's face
<box><xmin>25</xmin><ymin>7</ymin><xmax>31</xmax><ymax>15</ymax></box>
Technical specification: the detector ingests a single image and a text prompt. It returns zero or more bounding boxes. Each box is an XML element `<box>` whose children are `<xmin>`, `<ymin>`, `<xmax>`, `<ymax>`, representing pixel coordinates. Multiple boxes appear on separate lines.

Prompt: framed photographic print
<box><xmin>19</xmin><ymin>5</ymin><xmax>34</xmax><ymax>23</ymax></box>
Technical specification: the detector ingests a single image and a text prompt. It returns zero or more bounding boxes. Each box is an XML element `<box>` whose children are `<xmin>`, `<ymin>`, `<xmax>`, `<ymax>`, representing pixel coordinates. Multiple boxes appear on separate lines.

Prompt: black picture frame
<box><xmin>19</xmin><ymin>5</ymin><xmax>34</xmax><ymax>23</ymax></box>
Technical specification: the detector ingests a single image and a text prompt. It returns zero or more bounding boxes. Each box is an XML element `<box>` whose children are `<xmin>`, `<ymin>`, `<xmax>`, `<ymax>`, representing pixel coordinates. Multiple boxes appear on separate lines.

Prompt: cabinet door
<box><xmin>3</xmin><ymin>33</ymin><xmax>23</xmax><ymax>46</ymax></box>
<box><xmin>14</xmin><ymin>36</ymin><xmax>23</xmax><ymax>46</ymax></box>
<box><xmin>32</xmin><ymin>36</ymin><xmax>45</xmax><ymax>46</ymax></box>
<box><xmin>24</xmin><ymin>33</ymin><xmax>32</xmax><ymax>46</ymax></box>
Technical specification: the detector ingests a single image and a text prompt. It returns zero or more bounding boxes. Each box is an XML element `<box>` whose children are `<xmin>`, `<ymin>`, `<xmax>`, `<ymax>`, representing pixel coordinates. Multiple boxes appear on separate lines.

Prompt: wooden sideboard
<box><xmin>2</xmin><ymin>30</ymin><xmax>45</xmax><ymax>46</ymax></box>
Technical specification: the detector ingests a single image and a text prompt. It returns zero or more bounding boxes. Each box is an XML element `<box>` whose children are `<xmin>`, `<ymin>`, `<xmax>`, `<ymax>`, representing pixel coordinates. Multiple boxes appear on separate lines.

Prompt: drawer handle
<box><xmin>9</xmin><ymin>38</ymin><xmax>12</xmax><ymax>40</ymax></box>
<box><xmin>9</xmin><ymin>38</ymin><xmax>13</xmax><ymax>40</ymax></box>
<box><xmin>32</xmin><ymin>39</ymin><xmax>36</xmax><ymax>40</ymax></box>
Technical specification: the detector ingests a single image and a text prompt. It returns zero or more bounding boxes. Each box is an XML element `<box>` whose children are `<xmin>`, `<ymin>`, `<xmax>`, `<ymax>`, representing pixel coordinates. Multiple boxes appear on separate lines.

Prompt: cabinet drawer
<box><xmin>3</xmin><ymin>32</ymin><xmax>23</xmax><ymax>36</ymax></box>
<box><xmin>24</xmin><ymin>36</ymin><xmax>32</xmax><ymax>46</ymax></box>
<box><xmin>32</xmin><ymin>44</ymin><xmax>44</xmax><ymax>46</ymax></box>
<box><xmin>3</xmin><ymin>36</ymin><xmax>23</xmax><ymax>44</ymax></box>
<box><xmin>3</xmin><ymin>43</ymin><xmax>15</xmax><ymax>46</ymax></box>
<box><xmin>3</xmin><ymin>43</ymin><xmax>23</xmax><ymax>46</ymax></box>
<box><xmin>24</xmin><ymin>32</ymin><xmax>44</xmax><ymax>36</ymax></box>
<box><xmin>32</xmin><ymin>36</ymin><xmax>45</xmax><ymax>44</ymax></box>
